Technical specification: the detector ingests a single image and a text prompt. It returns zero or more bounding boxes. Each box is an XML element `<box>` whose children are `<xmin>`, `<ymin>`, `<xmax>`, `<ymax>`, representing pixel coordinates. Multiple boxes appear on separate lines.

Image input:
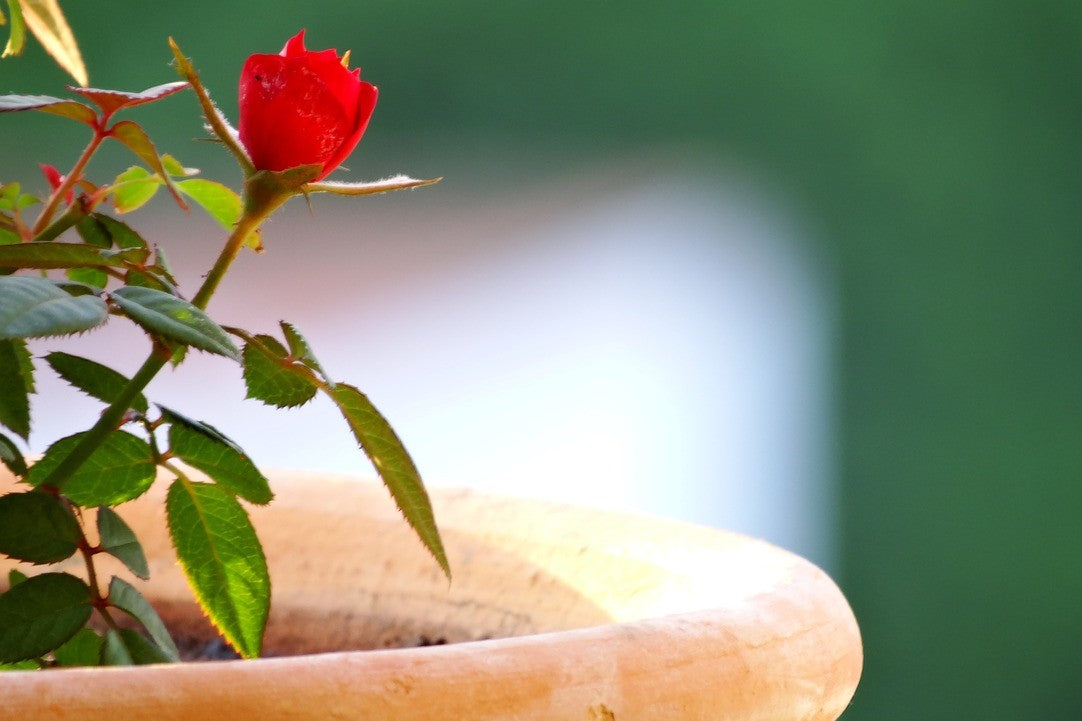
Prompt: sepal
<box><xmin>305</xmin><ymin>174</ymin><xmax>441</xmax><ymax>197</ymax></box>
<box><xmin>169</xmin><ymin>38</ymin><xmax>255</xmax><ymax>175</ymax></box>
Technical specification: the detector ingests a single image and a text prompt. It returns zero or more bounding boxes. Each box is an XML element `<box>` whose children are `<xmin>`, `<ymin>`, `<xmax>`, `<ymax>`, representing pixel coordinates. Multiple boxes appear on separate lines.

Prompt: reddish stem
<box><xmin>30</xmin><ymin>123</ymin><xmax>107</xmax><ymax>237</ymax></box>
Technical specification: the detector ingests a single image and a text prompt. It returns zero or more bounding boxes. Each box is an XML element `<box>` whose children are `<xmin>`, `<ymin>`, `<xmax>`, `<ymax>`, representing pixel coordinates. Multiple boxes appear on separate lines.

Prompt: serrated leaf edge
<box><xmin>325</xmin><ymin>383</ymin><xmax>450</xmax><ymax>580</ymax></box>
<box><xmin>165</xmin><ymin>478</ymin><xmax>267</xmax><ymax>658</ymax></box>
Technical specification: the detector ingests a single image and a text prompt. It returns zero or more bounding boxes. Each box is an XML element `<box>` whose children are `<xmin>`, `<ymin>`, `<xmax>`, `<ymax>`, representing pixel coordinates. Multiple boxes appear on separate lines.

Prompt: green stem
<box><xmin>30</xmin><ymin>200</ymin><xmax>87</xmax><ymax>243</ymax></box>
<box><xmin>31</xmin><ymin>129</ymin><xmax>105</xmax><ymax>237</ymax></box>
<box><xmin>40</xmin><ymin>350</ymin><xmax>168</xmax><ymax>488</ymax></box>
<box><xmin>80</xmin><ymin>537</ymin><xmax>121</xmax><ymax>632</ymax></box>
<box><xmin>190</xmin><ymin>210</ymin><xmax>266</xmax><ymax>310</ymax></box>
<box><xmin>40</xmin><ymin>199</ymin><xmax>281</xmax><ymax>489</ymax></box>
<box><xmin>65</xmin><ymin>503</ymin><xmax>122</xmax><ymax>632</ymax></box>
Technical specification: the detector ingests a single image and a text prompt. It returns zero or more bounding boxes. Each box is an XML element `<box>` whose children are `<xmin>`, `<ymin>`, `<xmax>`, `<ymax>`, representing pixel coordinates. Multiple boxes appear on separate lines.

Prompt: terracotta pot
<box><xmin>0</xmin><ymin>469</ymin><xmax>861</xmax><ymax>720</ymax></box>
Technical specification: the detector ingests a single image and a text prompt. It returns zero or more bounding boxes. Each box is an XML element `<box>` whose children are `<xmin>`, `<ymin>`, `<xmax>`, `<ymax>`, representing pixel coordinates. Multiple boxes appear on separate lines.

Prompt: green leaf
<box><xmin>117</xmin><ymin>628</ymin><xmax>172</xmax><ymax>664</ymax></box>
<box><xmin>15</xmin><ymin>193</ymin><xmax>38</xmax><ymax>209</ymax></box>
<box><xmin>28</xmin><ymin>202</ymin><xmax>85</xmax><ymax>245</ymax></box>
<box><xmin>96</xmin><ymin>506</ymin><xmax>149</xmax><ymax>579</ymax></box>
<box><xmin>107</xmin><ymin>577</ymin><xmax>179</xmax><ymax>661</ymax></box>
<box><xmin>75</xmin><ymin>221</ymin><xmax>111</xmax><ymax>248</ymax></box>
<box><xmin>128</xmin><ymin>248</ymin><xmax>179</xmax><ymax>292</ymax></box>
<box><xmin>157</xmin><ymin>406</ymin><xmax>234</xmax><ymax>446</ymax></box>
<box><xmin>122</xmin><ymin>268</ymin><xmax>170</xmax><ymax>293</ymax></box>
<box><xmin>161</xmin><ymin>407</ymin><xmax>267</xmax><ymax>480</ymax></box>
<box><xmin>49</xmin><ymin>279</ymin><xmax>100</xmax><ymax>297</ymax></box>
<box><xmin>160</xmin><ymin>154</ymin><xmax>196</xmax><ymax>178</ymax></box>
<box><xmin>13</xmin><ymin>335</ymin><xmax>32</xmax><ymax>393</ymax></box>
<box><xmin>96</xmin><ymin>215</ymin><xmax>147</xmax><ymax>250</ymax></box>
<box><xmin>0</xmin><ymin>338</ymin><xmax>31</xmax><ymax>439</ymax></box>
<box><xmin>122</xmin><ymin>259</ymin><xmax>178</xmax><ymax>294</ymax></box>
<box><xmin>0</xmin><ymin>183</ymin><xmax>19</xmax><ymax>210</ymax></box>
<box><xmin>166</xmin><ymin>479</ymin><xmax>269</xmax><ymax>659</ymax></box>
<box><xmin>89</xmin><ymin>627</ymin><xmax>169</xmax><ymax>665</ymax></box>
<box><xmin>305</xmin><ymin>175</ymin><xmax>442</xmax><ymax>197</ymax></box>
<box><xmin>241</xmin><ymin>335</ymin><xmax>318</xmax><ymax>409</ymax></box>
<box><xmin>0</xmin><ymin>242</ymin><xmax>148</xmax><ymax>269</ymax></box>
<box><xmin>1</xmin><ymin>0</ymin><xmax>25</xmax><ymax>59</ymax></box>
<box><xmin>160</xmin><ymin>154</ymin><xmax>183</xmax><ymax>176</ymax></box>
<box><xmin>176</xmin><ymin>178</ymin><xmax>261</xmax><ymax>250</ymax></box>
<box><xmin>0</xmin><ymin>490</ymin><xmax>81</xmax><ymax>564</ymax></box>
<box><xmin>280</xmin><ymin>321</ymin><xmax>333</xmax><ymax>387</ymax></box>
<box><xmin>100</xmin><ymin>629</ymin><xmax>132</xmax><ymax>665</ymax></box>
<box><xmin>53</xmin><ymin>628</ymin><xmax>103</xmax><ymax>667</ymax></box>
<box><xmin>76</xmin><ymin>215</ymin><xmax>114</xmax><ymax>248</ymax></box>
<box><xmin>6</xmin><ymin>569</ymin><xmax>27</xmax><ymax>588</ymax></box>
<box><xmin>45</xmin><ymin>351</ymin><xmax>149</xmax><ymax>414</ymax></box>
<box><xmin>71</xmin><ymin>81</ymin><xmax>188</xmax><ymax>117</ymax></box>
<box><xmin>110</xmin><ymin>286</ymin><xmax>240</xmax><ymax>360</ymax></box>
<box><xmin>65</xmin><ymin>268</ymin><xmax>104</xmax><ymax>289</ymax></box>
<box><xmin>0</xmin><ymin>94</ymin><xmax>95</xmax><ymax>125</ymax></box>
<box><xmin>153</xmin><ymin>245</ymin><xmax>173</xmax><ymax>275</ymax></box>
<box><xmin>0</xmin><ymin>275</ymin><xmax>108</xmax><ymax>339</ymax></box>
<box><xmin>326</xmin><ymin>383</ymin><xmax>450</xmax><ymax>579</ymax></box>
<box><xmin>108</xmin><ymin>120</ymin><xmax>187</xmax><ymax>211</ymax></box>
<box><xmin>19</xmin><ymin>0</ymin><xmax>87</xmax><ymax>86</ymax></box>
<box><xmin>0</xmin><ymin>659</ymin><xmax>42</xmax><ymax>671</ymax></box>
<box><xmin>28</xmin><ymin>430</ymin><xmax>155</xmax><ymax>506</ymax></box>
<box><xmin>0</xmin><ymin>430</ymin><xmax>27</xmax><ymax>476</ymax></box>
<box><xmin>168</xmin><ymin>421</ymin><xmax>273</xmax><ymax>505</ymax></box>
<box><xmin>111</xmin><ymin>166</ymin><xmax>160</xmax><ymax>214</ymax></box>
<box><xmin>0</xmin><ymin>572</ymin><xmax>92</xmax><ymax>663</ymax></box>
<box><xmin>98</xmin><ymin>628</ymin><xmax>174</xmax><ymax>666</ymax></box>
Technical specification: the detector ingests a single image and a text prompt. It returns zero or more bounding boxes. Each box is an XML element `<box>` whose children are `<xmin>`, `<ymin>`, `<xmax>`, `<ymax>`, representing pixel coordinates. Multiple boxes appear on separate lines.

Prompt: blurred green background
<box><xmin>4</xmin><ymin>2</ymin><xmax>1081</xmax><ymax>718</ymax></box>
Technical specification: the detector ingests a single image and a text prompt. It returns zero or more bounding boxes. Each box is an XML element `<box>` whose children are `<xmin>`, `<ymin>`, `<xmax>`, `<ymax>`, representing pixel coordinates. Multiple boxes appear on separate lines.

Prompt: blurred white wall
<box><xmin>27</xmin><ymin>165</ymin><xmax>838</xmax><ymax>568</ymax></box>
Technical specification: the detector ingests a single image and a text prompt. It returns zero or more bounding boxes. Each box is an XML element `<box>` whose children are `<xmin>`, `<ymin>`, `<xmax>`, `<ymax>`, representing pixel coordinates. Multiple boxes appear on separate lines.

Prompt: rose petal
<box><xmin>239</xmin><ymin>31</ymin><xmax>378</xmax><ymax>179</ymax></box>
<box><xmin>321</xmin><ymin>81</ymin><xmax>378</xmax><ymax>179</ymax></box>
<box><xmin>280</xmin><ymin>30</ymin><xmax>307</xmax><ymax>58</ymax></box>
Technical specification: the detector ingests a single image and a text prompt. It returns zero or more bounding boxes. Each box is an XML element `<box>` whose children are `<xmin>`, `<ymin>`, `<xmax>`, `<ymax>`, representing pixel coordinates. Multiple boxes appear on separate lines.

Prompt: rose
<box><xmin>0</xmin><ymin>31</ymin><xmax>444</xmax><ymax>668</ymax></box>
<box><xmin>238</xmin><ymin>30</ymin><xmax>378</xmax><ymax>181</ymax></box>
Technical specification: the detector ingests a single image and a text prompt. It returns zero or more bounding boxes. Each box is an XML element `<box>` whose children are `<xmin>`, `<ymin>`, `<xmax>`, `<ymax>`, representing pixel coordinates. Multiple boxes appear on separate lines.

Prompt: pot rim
<box><xmin>0</xmin><ymin>468</ymin><xmax>863</xmax><ymax>721</ymax></box>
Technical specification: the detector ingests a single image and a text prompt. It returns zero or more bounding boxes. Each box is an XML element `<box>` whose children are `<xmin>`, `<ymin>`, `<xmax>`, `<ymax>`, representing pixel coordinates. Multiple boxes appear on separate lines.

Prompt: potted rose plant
<box><xmin>1</xmin><ymin>17</ymin><xmax>445</xmax><ymax>664</ymax></box>
<box><xmin>0</xmin><ymin>8</ymin><xmax>862</xmax><ymax>720</ymax></box>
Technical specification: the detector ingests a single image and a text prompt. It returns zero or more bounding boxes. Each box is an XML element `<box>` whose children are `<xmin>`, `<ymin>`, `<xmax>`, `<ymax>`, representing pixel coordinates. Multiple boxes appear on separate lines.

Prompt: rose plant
<box><xmin>0</xmin><ymin>25</ymin><xmax>446</xmax><ymax>668</ymax></box>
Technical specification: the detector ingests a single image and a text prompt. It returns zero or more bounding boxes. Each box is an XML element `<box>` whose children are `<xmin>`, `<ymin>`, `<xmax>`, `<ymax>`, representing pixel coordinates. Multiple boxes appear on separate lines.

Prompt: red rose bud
<box><xmin>238</xmin><ymin>30</ymin><xmax>378</xmax><ymax>181</ymax></box>
<box><xmin>40</xmin><ymin>164</ymin><xmax>74</xmax><ymax>205</ymax></box>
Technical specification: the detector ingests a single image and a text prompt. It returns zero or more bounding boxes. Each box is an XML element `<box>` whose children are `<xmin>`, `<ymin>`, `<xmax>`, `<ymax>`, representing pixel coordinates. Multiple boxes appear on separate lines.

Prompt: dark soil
<box><xmin>175</xmin><ymin>634</ymin><xmax>450</xmax><ymax>662</ymax></box>
<box><xmin>175</xmin><ymin>636</ymin><xmax>242</xmax><ymax>662</ymax></box>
